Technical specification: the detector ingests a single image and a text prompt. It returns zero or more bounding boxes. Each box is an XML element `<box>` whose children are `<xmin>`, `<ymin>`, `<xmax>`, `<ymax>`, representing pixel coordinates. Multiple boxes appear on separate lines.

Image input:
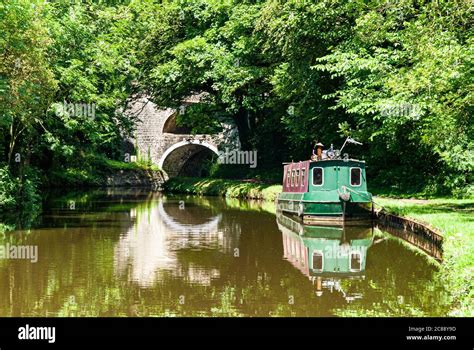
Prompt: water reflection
<box><xmin>114</xmin><ymin>199</ymin><xmax>230</xmax><ymax>287</ymax></box>
<box><xmin>277</xmin><ymin>213</ymin><xmax>372</xmax><ymax>302</ymax></box>
<box><xmin>114</xmin><ymin>201</ymin><xmax>176</xmax><ymax>287</ymax></box>
<box><xmin>0</xmin><ymin>190</ymin><xmax>452</xmax><ymax>316</ymax></box>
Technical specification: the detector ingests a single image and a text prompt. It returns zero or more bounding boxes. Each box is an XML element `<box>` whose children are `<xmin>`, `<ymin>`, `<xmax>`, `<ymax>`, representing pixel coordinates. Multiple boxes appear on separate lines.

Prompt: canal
<box><xmin>0</xmin><ymin>189</ymin><xmax>451</xmax><ymax>316</ymax></box>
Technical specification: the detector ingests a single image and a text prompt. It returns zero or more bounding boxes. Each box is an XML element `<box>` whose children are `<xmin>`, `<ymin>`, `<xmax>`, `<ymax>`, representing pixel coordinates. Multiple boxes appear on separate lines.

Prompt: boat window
<box><xmin>350</xmin><ymin>167</ymin><xmax>362</xmax><ymax>186</ymax></box>
<box><xmin>295</xmin><ymin>169</ymin><xmax>300</xmax><ymax>186</ymax></box>
<box><xmin>350</xmin><ymin>252</ymin><xmax>361</xmax><ymax>271</ymax></box>
<box><xmin>286</xmin><ymin>169</ymin><xmax>290</xmax><ymax>188</ymax></box>
<box><xmin>301</xmin><ymin>169</ymin><xmax>306</xmax><ymax>186</ymax></box>
<box><xmin>312</xmin><ymin>167</ymin><xmax>323</xmax><ymax>186</ymax></box>
<box><xmin>312</xmin><ymin>251</ymin><xmax>323</xmax><ymax>271</ymax></box>
<box><xmin>291</xmin><ymin>170</ymin><xmax>295</xmax><ymax>187</ymax></box>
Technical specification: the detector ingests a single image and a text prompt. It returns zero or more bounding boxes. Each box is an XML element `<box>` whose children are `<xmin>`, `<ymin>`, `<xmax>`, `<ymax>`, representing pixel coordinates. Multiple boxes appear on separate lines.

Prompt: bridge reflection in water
<box><xmin>0</xmin><ymin>190</ymin><xmax>452</xmax><ymax>316</ymax></box>
<box><xmin>277</xmin><ymin>213</ymin><xmax>373</xmax><ymax>303</ymax></box>
<box><xmin>114</xmin><ymin>197</ymin><xmax>232</xmax><ymax>287</ymax></box>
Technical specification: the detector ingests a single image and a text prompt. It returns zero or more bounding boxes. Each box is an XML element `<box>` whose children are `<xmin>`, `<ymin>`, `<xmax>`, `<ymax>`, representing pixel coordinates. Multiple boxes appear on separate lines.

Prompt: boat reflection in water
<box><xmin>277</xmin><ymin>213</ymin><xmax>374</xmax><ymax>302</ymax></box>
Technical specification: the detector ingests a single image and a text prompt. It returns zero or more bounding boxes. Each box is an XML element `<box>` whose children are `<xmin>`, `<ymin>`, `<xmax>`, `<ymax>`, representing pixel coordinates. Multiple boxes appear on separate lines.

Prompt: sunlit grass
<box><xmin>165</xmin><ymin>177</ymin><xmax>282</xmax><ymax>201</ymax></box>
<box><xmin>104</xmin><ymin>159</ymin><xmax>160</xmax><ymax>172</ymax></box>
<box><xmin>373</xmin><ymin>197</ymin><xmax>474</xmax><ymax>316</ymax></box>
<box><xmin>373</xmin><ymin>197</ymin><xmax>473</xmax><ymax>236</ymax></box>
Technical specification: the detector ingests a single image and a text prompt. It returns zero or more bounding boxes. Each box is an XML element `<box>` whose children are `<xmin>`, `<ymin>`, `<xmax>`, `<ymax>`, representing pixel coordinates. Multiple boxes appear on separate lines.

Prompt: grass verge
<box><xmin>164</xmin><ymin>177</ymin><xmax>282</xmax><ymax>201</ymax></box>
<box><xmin>373</xmin><ymin>197</ymin><xmax>474</xmax><ymax>316</ymax></box>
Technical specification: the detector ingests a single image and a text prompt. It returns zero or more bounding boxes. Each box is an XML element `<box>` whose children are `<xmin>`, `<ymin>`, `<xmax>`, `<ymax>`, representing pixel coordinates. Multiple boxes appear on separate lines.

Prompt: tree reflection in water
<box><xmin>0</xmin><ymin>190</ymin><xmax>452</xmax><ymax>316</ymax></box>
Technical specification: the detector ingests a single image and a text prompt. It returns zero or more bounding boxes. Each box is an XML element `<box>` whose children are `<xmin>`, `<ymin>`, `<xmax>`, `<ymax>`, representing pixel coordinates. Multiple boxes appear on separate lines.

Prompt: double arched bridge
<box><xmin>125</xmin><ymin>96</ymin><xmax>239</xmax><ymax>178</ymax></box>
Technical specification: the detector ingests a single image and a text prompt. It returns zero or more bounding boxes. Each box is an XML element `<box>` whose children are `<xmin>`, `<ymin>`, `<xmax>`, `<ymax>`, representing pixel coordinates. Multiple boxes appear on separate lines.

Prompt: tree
<box><xmin>0</xmin><ymin>0</ymin><xmax>56</xmax><ymax>165</ymax></box>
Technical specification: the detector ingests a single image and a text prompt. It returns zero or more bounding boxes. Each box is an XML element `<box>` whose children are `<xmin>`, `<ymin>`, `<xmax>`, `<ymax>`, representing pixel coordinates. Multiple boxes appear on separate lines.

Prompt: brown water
<box><xmin>0</xmin><ymin>189</ymin><xmax>451</xmax><ymax>316</ymax></box>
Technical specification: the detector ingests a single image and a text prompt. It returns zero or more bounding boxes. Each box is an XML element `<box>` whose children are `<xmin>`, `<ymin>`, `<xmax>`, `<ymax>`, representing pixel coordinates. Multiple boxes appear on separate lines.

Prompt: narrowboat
<box><xmin>277</xmin><ymin>138</ymin><xmax>373</xmax><ymax>224</ymax></box>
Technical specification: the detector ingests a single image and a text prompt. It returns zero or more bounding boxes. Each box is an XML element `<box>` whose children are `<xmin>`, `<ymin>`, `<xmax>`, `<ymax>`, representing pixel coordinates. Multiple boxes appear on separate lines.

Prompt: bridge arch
<box><xmin>125</xmin><ymin>96</ymin><xmax>239</xmax><ymax>176</ymax></box>
<box><xmin>162</xmin><ymin>113</ymin><xmax>192</xmax><ymax>134</ymax></box>
<box><xmin>159</xmin><ymin>140</ymin><xmax>219</xmax><ymax>178</ymax></box>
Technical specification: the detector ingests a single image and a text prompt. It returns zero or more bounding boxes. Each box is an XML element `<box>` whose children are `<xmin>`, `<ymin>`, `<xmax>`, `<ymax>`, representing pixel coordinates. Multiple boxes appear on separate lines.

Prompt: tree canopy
<box><xmin>1</xmin><ymin>0</ymin><xmax>472</xmax><ymax>207</ymax></box>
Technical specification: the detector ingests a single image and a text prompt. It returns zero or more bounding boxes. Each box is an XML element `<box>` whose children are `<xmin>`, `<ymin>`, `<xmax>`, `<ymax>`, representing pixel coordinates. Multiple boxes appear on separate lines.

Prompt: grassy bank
<box><xmin>164</xmin><ymin>177</ymin><xmax>282</xmax><ymax>201</ymax></box>
<box><xmin>47</xmin><ymin>155</ymin><xmax>160</xmax><ymax>187</ymax></box>
<box><xmin>373</xmin><ymin>197</ymin><xmax>474</xmax><ymax>316</ymax></box>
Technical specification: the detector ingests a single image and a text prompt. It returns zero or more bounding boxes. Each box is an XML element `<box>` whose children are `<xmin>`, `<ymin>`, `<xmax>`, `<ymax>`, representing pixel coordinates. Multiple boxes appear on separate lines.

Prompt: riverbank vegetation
<box><xmin>166</xmin><ymin>176</ymin><xmax>473</xmax><ymax>315</ymax></box>
<box><xmin>165</xmin><ymin>176</ymin><xmax>281</xmax><ymax>201</ymax></box>
<box><xmin>1</xmin><ymin>0</ymin><xmax>472</xmax><ymax>214</ymax></box>
<box><xmin>1</xmin><ymin>0</ymin><xmax>162</xmax><ymax>214</ymax></box>
<box><xmin>373</xmin><ymin>197</ymin><xmax>474</xmax><ymax>316</ymax></box>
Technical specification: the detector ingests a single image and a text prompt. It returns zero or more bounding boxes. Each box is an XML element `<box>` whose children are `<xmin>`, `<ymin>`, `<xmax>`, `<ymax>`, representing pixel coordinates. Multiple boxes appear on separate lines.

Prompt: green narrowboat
<box><xmin>277</xmin><ymin>138</ymin><xmax>373</xmax><ymax>224</ymax></box>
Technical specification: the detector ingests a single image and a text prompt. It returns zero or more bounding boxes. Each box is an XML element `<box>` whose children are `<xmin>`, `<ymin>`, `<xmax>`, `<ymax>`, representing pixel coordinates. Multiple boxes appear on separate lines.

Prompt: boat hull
<box><xmin>277</xmin><ymin>192</ymin><xmax>373</xmax><ymax>225</ymax></box>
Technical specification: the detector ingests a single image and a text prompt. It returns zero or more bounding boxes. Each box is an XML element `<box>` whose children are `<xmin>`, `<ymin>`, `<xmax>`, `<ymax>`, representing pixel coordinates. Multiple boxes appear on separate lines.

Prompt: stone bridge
<box><xmin>125</xmin><ymin>96</ymin><xmax>239</xmax><ymax>178</ymax></box>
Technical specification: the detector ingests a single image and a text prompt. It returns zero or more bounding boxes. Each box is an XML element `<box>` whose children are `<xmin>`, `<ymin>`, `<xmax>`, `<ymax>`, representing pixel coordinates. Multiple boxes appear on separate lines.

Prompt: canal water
<box><xmin>0</xmin><ymin>189</ymin><xmax>451</xmax><ymax>316</ymax></box>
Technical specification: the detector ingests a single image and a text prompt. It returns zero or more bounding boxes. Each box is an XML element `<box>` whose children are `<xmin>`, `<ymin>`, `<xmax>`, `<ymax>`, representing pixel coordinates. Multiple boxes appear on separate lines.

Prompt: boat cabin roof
<box><xmin>282</xmin><ymin>159</ymin><xmax>366</xmax><ymax>165</ymax></box>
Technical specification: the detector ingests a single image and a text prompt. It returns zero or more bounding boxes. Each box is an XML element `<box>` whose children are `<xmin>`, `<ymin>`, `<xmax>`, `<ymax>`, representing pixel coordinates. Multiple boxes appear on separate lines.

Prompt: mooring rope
<box><xmin>343</xmin><ymin>186</ymin><xmax>386</xmax><ymax>212</ymax></box>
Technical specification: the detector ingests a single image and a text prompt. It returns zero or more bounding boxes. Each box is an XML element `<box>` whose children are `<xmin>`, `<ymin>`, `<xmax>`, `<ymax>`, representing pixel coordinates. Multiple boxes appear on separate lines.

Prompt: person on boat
<box><xmin>312</xmin><ymin>141</ymin><xmax>324</xmax><ymax>161</ymax></box>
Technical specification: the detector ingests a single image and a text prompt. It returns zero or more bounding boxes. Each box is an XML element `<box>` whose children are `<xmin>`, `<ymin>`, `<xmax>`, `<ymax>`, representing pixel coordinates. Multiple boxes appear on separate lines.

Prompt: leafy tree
<box><xmin>315</xmin><ymin>0</ymin><xmax>473</xmax><ymax>193</ymax></box>
<box><xmin>0</xmin><ymin>0</ymin><xmax>56</xmax><ymax>165</ymax></box>
<box><xmin>1</xmin><ymin>0</ymin><xmax>472</xmax><ymax>207</ymax></box>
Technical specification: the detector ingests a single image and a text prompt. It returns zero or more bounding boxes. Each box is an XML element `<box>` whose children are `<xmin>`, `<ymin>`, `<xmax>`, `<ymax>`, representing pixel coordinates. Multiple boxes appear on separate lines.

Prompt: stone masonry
<box><xmin>125</xmin><ymin>96</ymin><xmax>239</xmax><ymax>178</ymax></box>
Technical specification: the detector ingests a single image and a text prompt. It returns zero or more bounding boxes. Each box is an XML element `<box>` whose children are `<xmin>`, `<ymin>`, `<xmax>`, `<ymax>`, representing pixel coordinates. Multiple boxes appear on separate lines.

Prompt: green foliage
<box><xmin>0</xmin><ymin>164</ymin><xmax>41</xmax><ymax>213</ymax></box>
<box><xmin>209</xmin><ymin>162</ymin><xmax>282</xmax><ymax>183</ymax></box>
<box><xmin>0</xmin><ymin>165</ymin><xmax>18</xmax><ymax>211</ymax></box>
<box><xmin>314</xmin><ymin>0</ymin><xmax>473</xmax><ymax>194</ymax></box>
<box><xmin>0</xmin><ymin>0</ymin><xmax>161</xmax><ymax>207</ymax></box>
<box><xmin>144</xmin><ymin>0</ymin><xmax>472</xmax><ymax>194</ymax></box>
<box><xmin>0</xmin><ymin>0</ymin><xmax>57</xmax><ymax>164</ymax></box>
<box><xmin>0</xmin><ymin>0</ymin><xmax>471</xmax><ymax>214</ymax></box>
<box><xmin>0</xmin><ymin>163</ymin><xmax>42</xmax><ymax>231</ymax></box>
<box><xmin>104</xmin><ymin>158</ymin><xmax>159</xmax><ymax>172</ymax></box>
<box><xmin>42</xmin><ymin>0</ymin><xmax>146</xmax><ymax>162</ymax></box>
<box><xmin>47</xmin><ymin>153</ymin><xmax>160</xmax><ymax>187</ymax></box>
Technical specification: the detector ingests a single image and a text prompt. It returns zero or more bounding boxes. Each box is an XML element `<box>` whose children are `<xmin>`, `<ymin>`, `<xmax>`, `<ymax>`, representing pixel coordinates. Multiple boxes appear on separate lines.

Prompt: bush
<box><xmin>0</xmin><ymin>165</ymin><xmax>19</xmax><ymax>212</ymax></box>
<box><xmin>0</xmin><ymin>165</ymin><xmax>42</xmax><ymax>227</ymax></box>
